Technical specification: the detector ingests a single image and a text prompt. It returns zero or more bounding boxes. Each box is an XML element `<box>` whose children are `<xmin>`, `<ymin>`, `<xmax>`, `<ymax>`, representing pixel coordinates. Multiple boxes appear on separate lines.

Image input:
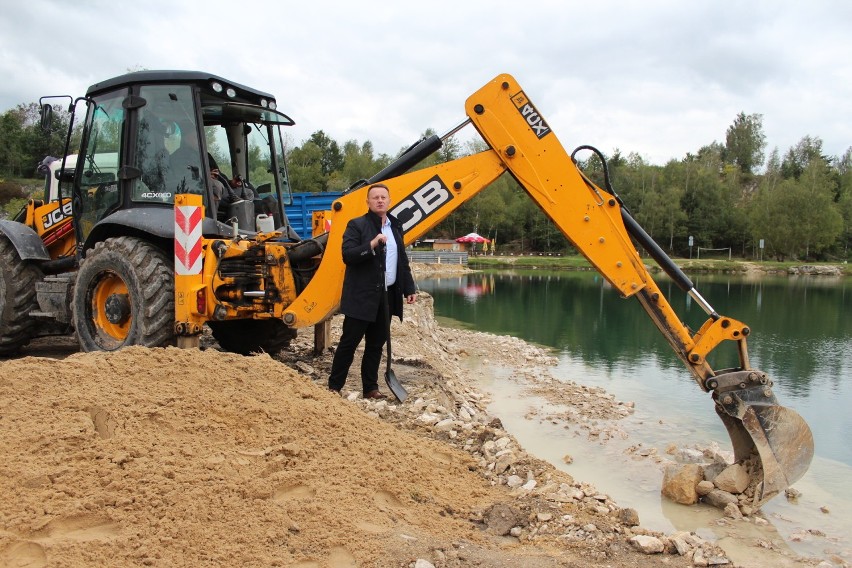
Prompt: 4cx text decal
<box><xmin>390</xmin><ymin>174</ymin><xmax>453</xmax><ymax>234</ymax></box>
<box><xmin>511</xmin><ymin>91</ymin><xmax>551</xmax><ymax>139</ymax></box>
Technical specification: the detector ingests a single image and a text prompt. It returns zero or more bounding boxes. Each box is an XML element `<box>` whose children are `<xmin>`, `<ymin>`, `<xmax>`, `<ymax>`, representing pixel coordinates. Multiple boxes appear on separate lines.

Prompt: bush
<box><xmin>1</xmin><ymin>197</ymin><xmax>27</xmax><ymax>219</ymax></box>
<box><xmin>0</xmin><ymin>180</ymin><xmax>27</xmax><ymax>204</ymax></box>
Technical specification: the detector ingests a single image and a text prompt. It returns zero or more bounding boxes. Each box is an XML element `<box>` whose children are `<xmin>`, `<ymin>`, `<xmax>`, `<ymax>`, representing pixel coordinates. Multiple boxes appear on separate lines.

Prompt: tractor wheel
<box><xmin>72</xmin><ymin>236</ymin><xmax>175</xmax><ymax>352</ymax></box>
<box><xmin>207</xmin><ymin>318</ymin><xmax>297</xmax><ymax>356</ymax></box>
<box><xmin>0</xmin><ymin>237</ymin><xmax>42</xmax><ymax>355</ymax></box>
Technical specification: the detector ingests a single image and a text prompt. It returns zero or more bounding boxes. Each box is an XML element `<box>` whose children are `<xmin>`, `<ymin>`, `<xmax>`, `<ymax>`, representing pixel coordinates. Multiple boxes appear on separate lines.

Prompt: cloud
<box><xmin>2</xmin><ymin>0</ymin><xmax>850</xmax><ymax>165</ymax></box>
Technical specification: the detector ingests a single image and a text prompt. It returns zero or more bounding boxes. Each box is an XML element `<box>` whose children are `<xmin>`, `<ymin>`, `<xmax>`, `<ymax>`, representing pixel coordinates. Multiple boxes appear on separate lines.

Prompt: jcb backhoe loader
<box><xmin>0</xmin><ymin>71</ymin><xmax>812</xmax><ymax>506</ymax></box>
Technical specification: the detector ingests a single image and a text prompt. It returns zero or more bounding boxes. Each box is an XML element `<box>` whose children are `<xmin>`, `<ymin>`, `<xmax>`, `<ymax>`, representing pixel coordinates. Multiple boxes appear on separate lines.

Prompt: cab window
<box><xmin>132</xmin><ymin>85</ymin><xmax>206</xmax><ymax>204</ymax></box>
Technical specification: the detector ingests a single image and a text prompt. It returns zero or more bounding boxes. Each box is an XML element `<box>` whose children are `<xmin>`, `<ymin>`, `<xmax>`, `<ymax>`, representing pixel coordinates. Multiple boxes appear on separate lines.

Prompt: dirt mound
<box><xmin>0</xmin><ymin>296</ymin><xmax>725</xmax><ymax>567</ymax></box>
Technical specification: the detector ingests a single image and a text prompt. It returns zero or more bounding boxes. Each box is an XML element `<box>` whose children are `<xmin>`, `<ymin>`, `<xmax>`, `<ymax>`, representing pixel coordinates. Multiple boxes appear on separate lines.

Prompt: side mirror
<box><xmin>55</xmin><ymin>168</ymin><xmax>76</xmax><ymax>183</ymax></box>
<box><xmin>39</xmin><ymin>104</ymin><xmax>53</xmax><ymax>132</ymax></box>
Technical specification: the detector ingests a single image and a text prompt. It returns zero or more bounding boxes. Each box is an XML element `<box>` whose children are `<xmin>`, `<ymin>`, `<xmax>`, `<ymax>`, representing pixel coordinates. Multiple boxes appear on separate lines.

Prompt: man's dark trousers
<box><xmin>328</xmin><ymin>298</ymin><xmax>389</xmax><ymax>394</ymax></box>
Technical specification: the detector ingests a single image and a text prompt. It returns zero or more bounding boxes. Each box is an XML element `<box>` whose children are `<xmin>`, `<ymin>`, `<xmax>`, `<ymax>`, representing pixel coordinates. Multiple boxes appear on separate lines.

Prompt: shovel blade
<box><xmin>716</xmin><ymin>386</ymin><xmax>814</xmax><ymax>507</ymax></box>
<box><xmin>385</xmin><ymin>369</ymin><xmax>408</xmax><ymax>403</ymax></box>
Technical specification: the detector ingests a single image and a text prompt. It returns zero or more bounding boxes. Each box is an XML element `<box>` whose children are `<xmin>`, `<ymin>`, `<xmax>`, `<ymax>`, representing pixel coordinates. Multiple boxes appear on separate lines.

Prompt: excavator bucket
<box><xmin>714</xmin><ymin>378</ymin><xmax>814</xmax><ymax>507</ymax></box>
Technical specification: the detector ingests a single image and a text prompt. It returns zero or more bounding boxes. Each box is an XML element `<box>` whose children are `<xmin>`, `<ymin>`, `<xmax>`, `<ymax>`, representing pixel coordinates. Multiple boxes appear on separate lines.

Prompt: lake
<box><xmin>418</xmin><ymin>268</ymin><xmax>851</xmax><ymax>565</ymax></box>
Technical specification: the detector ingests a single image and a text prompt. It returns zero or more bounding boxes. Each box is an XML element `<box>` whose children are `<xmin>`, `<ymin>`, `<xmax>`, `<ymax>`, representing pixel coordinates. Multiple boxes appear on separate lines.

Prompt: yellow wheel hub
<box><xmin>91</xmin><ymin>272</ymin><xmax>131</xmax><ymax>341</ymax></box>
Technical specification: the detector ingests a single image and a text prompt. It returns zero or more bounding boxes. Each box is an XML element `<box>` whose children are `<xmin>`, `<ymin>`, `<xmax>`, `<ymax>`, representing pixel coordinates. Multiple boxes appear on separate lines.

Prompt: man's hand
<box><xmin>405</xmin><ymin>294</ymin><xmax>417</xmax><ymax>304</ymax></box>
<box><xmin>371</xmin><ymin>234</ymin><xmax>388</xmax><ymax>250</ymax></box>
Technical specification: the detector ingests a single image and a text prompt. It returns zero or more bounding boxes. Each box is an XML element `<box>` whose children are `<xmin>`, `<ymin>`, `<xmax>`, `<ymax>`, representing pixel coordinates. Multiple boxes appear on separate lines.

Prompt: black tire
<box><xmin>72</xmin><ymin>236</ymin><xmax>175</xmax><ymax>352</ymax></box>
<box><xmin>0</xmin><ymin>237</ymin><xmax>42</xmax><ymax>355</ymax></box>
<box><xmin>207</xmin><ymin>318</ymin><xmax>296</xmax><ymax>356</ymax></box>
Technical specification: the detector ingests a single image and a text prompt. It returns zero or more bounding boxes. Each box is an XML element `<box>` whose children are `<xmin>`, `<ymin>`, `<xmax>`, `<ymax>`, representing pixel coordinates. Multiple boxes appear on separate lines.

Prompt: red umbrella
<box><xmin>455</xmin><ymin>232</ymin><xmax>491</xmax><ymax>243</ymax></box>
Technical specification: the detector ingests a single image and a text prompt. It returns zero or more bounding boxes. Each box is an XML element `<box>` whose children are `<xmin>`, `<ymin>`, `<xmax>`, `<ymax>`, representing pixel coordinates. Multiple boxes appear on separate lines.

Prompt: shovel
<box><xmin>379</xmin><ymin>243</ymin><xmax>408</xmax><ymax>403</ymax></box>
<box><xmin>382</xmin><ymin>280</ymin><xmax>408</xmax><ymax>402</ymax></box>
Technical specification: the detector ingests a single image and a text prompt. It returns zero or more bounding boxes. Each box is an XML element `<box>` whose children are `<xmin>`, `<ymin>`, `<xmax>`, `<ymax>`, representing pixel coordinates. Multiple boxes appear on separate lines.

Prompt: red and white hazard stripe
<box><xmin>175</xmin><ymin>205</ymin><xmax>203</xmax><ymax>275</ymax></box>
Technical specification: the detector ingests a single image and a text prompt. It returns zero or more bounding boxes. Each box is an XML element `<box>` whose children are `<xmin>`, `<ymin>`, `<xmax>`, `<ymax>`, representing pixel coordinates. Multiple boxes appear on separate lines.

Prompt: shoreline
<box><xmin>455</xmin><ymin>256</ymin><xmax>851</xmax><ymax>277</ymax></box>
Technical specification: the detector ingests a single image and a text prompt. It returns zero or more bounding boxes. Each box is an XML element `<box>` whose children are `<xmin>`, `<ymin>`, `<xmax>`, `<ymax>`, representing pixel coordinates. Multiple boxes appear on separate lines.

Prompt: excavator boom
<box><xmin>284</xmin><ymin>73</ymin><xmax>813</xmax><ymax>506</ymax></box>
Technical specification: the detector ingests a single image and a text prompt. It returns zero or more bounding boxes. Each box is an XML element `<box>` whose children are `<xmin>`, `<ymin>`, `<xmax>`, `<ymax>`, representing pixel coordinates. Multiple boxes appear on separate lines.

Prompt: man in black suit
<box><xmin>328</xmin><ymin>183</ymin><xmax>417</xmax><ymax>399</ymax></box>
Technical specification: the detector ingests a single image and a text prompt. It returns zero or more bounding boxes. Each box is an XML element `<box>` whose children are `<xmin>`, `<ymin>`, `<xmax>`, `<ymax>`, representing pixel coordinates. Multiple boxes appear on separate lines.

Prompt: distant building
<box><xmin>429</xmin><ymin>239</ymin><xmax>461</xmax><ymax>251</ymax></box>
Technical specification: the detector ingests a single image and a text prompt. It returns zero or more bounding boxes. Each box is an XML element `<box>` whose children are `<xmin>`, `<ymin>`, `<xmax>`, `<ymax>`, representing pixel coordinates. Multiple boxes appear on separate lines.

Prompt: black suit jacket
<box><xmin>339</xmin><ymin>210</ymin><xmax>416</xmax><ymax>322</ymax></box>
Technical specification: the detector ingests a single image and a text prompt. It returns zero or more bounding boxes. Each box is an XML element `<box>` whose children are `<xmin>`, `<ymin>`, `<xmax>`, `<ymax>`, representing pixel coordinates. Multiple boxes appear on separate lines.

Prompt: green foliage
<box><xmin>780</xmin><ymin>135</ymin><xmax>827</xmax><ymax>180</ymax></box>
<box><xmin>723</xmin><ymin>112</ymin><xmax>766</xmax><ymax>175</ymax></box>
<box><xmin>308</xmin><ymin>130</ymin><xmax>344</xmax><ymax>175</ymax></box>
<box><xmin>2</xmin><ymin>197</ymin><xmax>28</xmax><ymax>219</ymax></box>
<box><xmin>0</xmin><ymin>103</ymin><xmax>72</xmax><ymax>178</ymax></box>
<box><xmin>287</xmin><ymin>140</ymin><xmax>326</xmax><ymax>192</ymax></box>
<box><xmin>339</xmin><ymin>139</ymin><xmax>382</xmax><ymax>188</ymax></box>
<box><xmin>749</xmin><ymin>157</ymin><xmax>843</xmax><ymax>259</ymax></box>
<box><xmin>0</xmin><ymin>179</ymin><xmax>31</xmax><ymax>218</ymax></box>
<box><xmin>2</xmin><ymin>93</ymin><xmax>850</xmax><ymax>260</ymax></box>
<box><xmin>285</xmin><ymin>131</ymin><xmax>393</xmax><ymax>192</ymax></box>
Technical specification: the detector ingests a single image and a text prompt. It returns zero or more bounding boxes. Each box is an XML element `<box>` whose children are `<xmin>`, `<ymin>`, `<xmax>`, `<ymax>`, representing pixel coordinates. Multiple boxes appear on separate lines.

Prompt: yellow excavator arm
<box><xmin>283</xmin><ymin>73</ymin><xmax>813</xmax><ymax>506</ymax></box>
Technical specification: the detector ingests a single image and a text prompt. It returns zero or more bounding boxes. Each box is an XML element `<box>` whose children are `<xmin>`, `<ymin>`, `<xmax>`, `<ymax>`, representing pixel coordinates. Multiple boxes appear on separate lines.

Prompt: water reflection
<box><xmin>419</xmin><ymin>270</ymin><xmax>851</xmax><ymax>465</ymax></box>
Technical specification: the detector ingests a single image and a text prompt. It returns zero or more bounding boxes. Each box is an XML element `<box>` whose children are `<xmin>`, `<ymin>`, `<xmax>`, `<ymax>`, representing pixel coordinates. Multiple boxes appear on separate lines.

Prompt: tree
<box><xmin>723</xmin><ymin>112</ymin><xmax>766</xmax><ymax>175</ymax></box>
<box><xmin>0</xmin><ymin>111</ymin><xmax>26</xmax><ymax>176</ymax></box>
<box><xmin>749</xmin><ymin>158</ymin><xmax>843</xmax><ymax>259</ymax></box>
<box><xmin>780</xmin><ymin>135</ymin><xmax>826</xmax><ymax>180</ymax></box>
<box><xmin>681</xmin><ymin>161</ymin><xmax>726</xmax><ymax>248</ymax></box>
<box><xmin>644</xmin><ymin>160</ymin><xmax>689</xmax><ymax>250</ymax></box>
<box><xmin>0</xmin><ymin>102</ymin><xmax>71</xmax><ymax>178</ymax></box>
<box><xmin>797</xmin><ymin>158</ymin><xmax>844</xmax><ymax>258</ymax></box>
<box><xmin>308</xmin><ymin>130</ymin><xmax>344</xmax><ymax>175</ymax></box>
<box><xmin>837</xmin><ymin>147</ymin><xmax>852</xmax><ymax>257</ymax></box>
<box><xmin>286</xmin><ymin>141</ymin><xmax>325</xmax><ymax>192</ymax></box>
<box><xmin>340</xmin><ymin>140</ymin><xmax>377</xmax><ymax>188</ymax></box>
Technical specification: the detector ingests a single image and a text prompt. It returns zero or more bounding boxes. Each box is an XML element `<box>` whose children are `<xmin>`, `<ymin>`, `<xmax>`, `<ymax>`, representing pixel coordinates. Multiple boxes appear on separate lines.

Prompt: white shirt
<box><xmin>381</xmin><ymin>217</ymin><xmax>398</xmax><ymax>287</ymax></box>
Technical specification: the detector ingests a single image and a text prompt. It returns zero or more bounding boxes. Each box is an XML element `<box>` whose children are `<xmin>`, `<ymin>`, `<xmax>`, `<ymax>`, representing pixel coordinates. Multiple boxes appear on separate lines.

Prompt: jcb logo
<box><xmin>512</xmin><ymin>91</ymin><xmax>551</xmax><ymax>139</ymax></box>
<box><xmin>390</xmin><ymin>175</ymin><xmax>453</xmax><ymax>234</ymax></box>
<box><xmin>42</xmin><ymin>201</ymin><xmax>73</xmax><ymax>230</ymax></box>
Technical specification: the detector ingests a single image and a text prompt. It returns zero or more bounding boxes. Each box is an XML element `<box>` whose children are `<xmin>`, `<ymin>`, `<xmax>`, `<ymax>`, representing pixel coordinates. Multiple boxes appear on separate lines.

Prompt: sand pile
<box><xmin>0</xmin><ymin>291</ymin><xmax>730</xmax><ymax>567</ymax></box>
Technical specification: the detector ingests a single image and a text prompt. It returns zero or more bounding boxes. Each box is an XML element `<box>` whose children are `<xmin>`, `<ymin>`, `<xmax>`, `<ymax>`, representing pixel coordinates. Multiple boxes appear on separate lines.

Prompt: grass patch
<box><xmin>470</xmin><ymin>255</ymin><xmax>851</xmax><ymax>276</ymax></box>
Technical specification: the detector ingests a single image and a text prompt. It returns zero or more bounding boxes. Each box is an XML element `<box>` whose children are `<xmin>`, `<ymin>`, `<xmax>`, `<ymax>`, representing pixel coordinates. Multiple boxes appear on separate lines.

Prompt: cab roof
<box><xmin>85</xmin><ymin>70</ymin><xmax>275</xmax><ymax>101</ymax></box>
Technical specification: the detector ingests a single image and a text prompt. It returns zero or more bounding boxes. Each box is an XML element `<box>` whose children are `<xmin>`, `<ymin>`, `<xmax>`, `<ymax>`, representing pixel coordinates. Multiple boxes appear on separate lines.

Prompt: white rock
<box><xmin>506</xmin><ymin>475</ymin><xmax>524</xmax><ymax>488</ymax></box>
<box><xmin>629</xmin><ymin>535</ymin><xmax>664</xmax><ymax>554</ymax></box>
<box><xmin>417</xmin><ymin>413</ymin><xmax>440</xmax><ymax>425</ymax></box>
<box><xmin>494</xmin><ymin>453</ymin><xmax>515</xmax><ymax>474</ymax></box>
<box><xmin>671</xmin><ymin>535</ymin><xmax>691</xmax><ymax>555</ymax></box>
<box><xmin>713</xmin><ymin>463</ymin><xmax>750</xmax><ymax>494</ymax></box>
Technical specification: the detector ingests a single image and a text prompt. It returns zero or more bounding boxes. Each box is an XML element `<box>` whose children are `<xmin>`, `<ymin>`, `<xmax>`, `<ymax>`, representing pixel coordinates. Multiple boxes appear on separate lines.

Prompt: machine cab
<box><xmin>61</xmin><ymin>71</ymin><xmax>295</xmax><ymax>244</ymax></box>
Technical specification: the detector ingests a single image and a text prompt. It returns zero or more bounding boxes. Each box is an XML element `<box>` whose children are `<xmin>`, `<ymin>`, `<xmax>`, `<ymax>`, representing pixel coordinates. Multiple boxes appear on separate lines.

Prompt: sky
<box><xmin>2</xmin><ymin>0</ymin><xmax>851</xmax><ymax>167</ymax></box>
